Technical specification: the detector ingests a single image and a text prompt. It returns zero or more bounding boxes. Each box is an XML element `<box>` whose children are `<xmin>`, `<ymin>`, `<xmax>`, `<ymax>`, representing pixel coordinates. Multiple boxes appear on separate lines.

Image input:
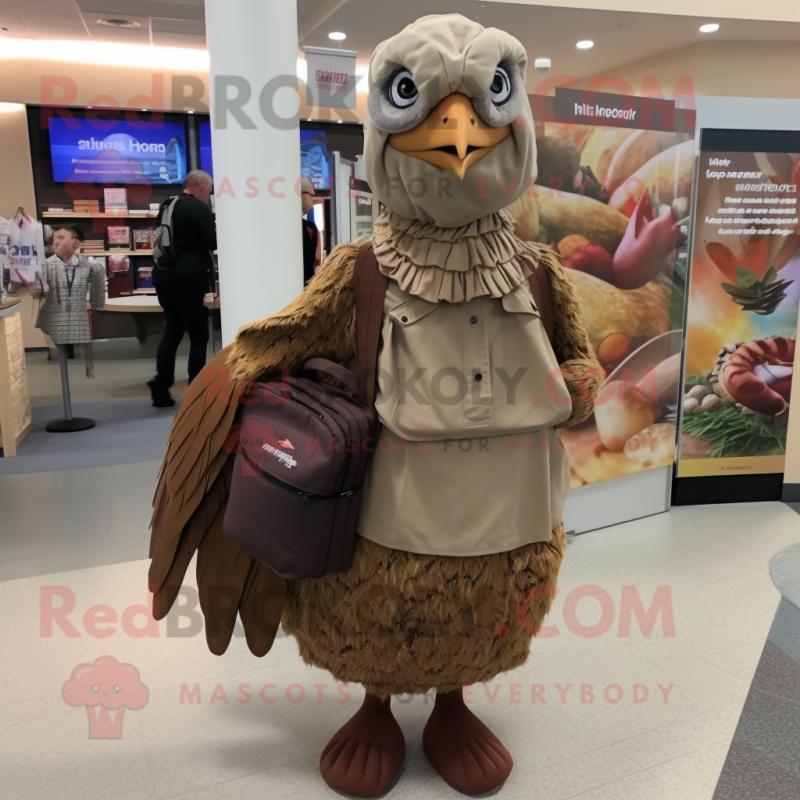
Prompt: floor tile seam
<box><xmin>40</xmin><ymin>469</ymin><xmax>64</xmax><ymax>559</ymax></box>
<box><xmin>565</xmin><ymin>769</ymin><xmax>656</xmax><ymax>800</ymax></box>
<box><xmin>642</xmin><ymin>739</ymin><xmax>732</xmax><ymax>778</ymax></box>
<box><xmin>0</xmin><ymin>702</ymin><xmax>82</xmax><ymax>729</ymax></box>
<box><xmin>610</xmin><ymin>700</ymin><xmax>746</xmax><ymax>747</ymax></box>
<box><xmin>610</xmin><ymin>720</ymin><xmax>741</xmax><ymax>770</ymax></box>
<box><xmin>149</xmin><ymin>751</ymin><xmax>322</xmax><ymax>800</ymax></box>
<box><xmin>699</xmin><ymin>651</ymin><xmax>763</xmax><ymax>678</ymax></box>
<box><xmin>137</xmin><ymin>659</ymin><xmax>309</xmax><ymax>697</ymax></box>
<box><xmin>131</xmin><ymin>704</ymin><xmax>161</xmax><ymax>800</ymax></box>
<box><xmin>700</xmin><ymin>636</ymin><xmax>768</xmax><ymax>659</ymax></box>
<box><xmin>510</xmin><ymin>741</ymin><xmax>640</xmax><ymax>782</ymax></box>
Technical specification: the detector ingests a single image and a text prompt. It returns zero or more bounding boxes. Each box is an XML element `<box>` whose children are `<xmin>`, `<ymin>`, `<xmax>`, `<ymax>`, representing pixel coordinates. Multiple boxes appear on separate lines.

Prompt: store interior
<box><xmin>1</xmin><ymin>2</ymin><xmax>800</xmax><ymax>799</ymax></box>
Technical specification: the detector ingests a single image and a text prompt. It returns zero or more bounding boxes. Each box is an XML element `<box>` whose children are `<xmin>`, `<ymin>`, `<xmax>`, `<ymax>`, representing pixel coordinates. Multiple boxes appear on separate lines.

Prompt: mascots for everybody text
<box><xmin>149</xmin><ymin>14</ymin><xmax>601</xmax><ymax>797</ymax></box>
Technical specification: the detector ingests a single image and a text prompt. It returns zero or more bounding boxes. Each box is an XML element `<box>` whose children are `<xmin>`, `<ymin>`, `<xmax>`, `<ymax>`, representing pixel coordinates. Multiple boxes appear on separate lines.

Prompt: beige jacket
<box><xmin>357</xmin><ymin>279</ymin><xmax>573</xmax><ymax>556</ymax></box>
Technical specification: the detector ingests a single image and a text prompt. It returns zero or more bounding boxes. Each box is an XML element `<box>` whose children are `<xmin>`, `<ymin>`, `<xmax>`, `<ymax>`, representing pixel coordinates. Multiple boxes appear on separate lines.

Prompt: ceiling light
<box><xmin>337</xmin><ymin>119</ymin><xmax>343</xmax><ymax>124</ymax></box>
<box><xmin>576</xmin><ymin>40</ymin><xmax>594</xmax><ymax>50</ymax></box>
<box><xmin>328</xmin><ymin>32</ymin><xmax>346</xmax><ymax>41</ymax></box>
<box><xmin>187</xmin><ymin>109</ymin><xmax>194</xmax><ymax>114</ymax></box>
<box><xmin>699</xmin><ymin>23</ymin><xmax>720</xmax><ymax>33</ymax></box>
<box><xmin>96</xmin><ymin>19</ymin><xmax>141</xmax><ymax>28</ymax></box>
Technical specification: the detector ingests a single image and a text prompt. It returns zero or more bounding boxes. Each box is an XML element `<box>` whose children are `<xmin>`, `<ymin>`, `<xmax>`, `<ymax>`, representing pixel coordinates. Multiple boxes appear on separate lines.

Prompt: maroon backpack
<box><xmin>222</xmin><ymin>241</ymin><xmax>553</xmax><ymax>580</ymax></box>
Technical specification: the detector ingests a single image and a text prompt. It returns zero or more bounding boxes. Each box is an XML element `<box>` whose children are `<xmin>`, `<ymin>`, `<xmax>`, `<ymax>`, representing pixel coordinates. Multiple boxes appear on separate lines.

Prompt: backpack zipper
<box><xmin>239</xmin><ymin>451</ymin><xmax>356</xmax><ymax>504</ymax></box>
<box><xmin>270</xmin><ymin>388</ymin><xmax>325</xmax><ymax>419</ymax></box>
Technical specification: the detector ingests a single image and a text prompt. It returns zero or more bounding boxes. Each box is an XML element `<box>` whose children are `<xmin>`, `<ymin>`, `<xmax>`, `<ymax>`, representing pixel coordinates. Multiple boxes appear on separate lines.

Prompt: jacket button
<box><xmin>470</xmin><ymin>315</ymin><xmax>478</xmax><ymax>324</ymax></box>
<box><xmin>475</xmin><ymin>372</ymin><xmax>483</xmax><ymax>381</ymax></box>
<box><xmin>401</xmin><ymin>315</ymin><xmax>408</xmax><ymax>323</ymax></box>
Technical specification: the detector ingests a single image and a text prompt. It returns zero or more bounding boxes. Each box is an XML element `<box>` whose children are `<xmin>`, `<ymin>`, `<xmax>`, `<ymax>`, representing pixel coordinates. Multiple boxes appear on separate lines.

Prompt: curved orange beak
<box><xmin>388</xmin><ymin>93</ymin><xmax>511</xmax><ymax>180</ymax></box>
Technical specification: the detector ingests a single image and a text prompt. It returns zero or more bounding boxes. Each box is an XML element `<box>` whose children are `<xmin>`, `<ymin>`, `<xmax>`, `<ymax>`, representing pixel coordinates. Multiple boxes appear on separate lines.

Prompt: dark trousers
<box><xmin>154</xmin><ymin>288</ymin><xmax>209</xmax><ymax>390</ymax></box>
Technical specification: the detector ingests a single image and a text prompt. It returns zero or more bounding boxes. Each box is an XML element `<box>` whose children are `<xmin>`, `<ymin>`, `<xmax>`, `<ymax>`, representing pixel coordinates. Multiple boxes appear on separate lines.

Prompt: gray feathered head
<box><xmin>364</xmin><ymin>14</ymin><xmax>537</xmax><ymax>228</ymax></box>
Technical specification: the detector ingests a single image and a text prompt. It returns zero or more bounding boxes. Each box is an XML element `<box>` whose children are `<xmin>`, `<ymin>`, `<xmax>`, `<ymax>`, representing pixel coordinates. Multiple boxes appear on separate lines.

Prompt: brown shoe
<box><xmin>319</xmin><ymin>694</ymin><xmax>405</xmax><ymax>797</ymax></box>
<box><xmin>423</xmin><ymin>688</ymin><xmax>513</xmax><ymax>795</ymax></box>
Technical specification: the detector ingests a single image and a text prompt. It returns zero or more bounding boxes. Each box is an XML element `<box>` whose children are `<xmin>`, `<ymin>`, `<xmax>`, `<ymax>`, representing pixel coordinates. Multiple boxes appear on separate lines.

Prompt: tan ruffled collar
<box><xmin>372</xmin><ymin>209</ymin><xmax>539</xmax><ymax>303</ymax></box>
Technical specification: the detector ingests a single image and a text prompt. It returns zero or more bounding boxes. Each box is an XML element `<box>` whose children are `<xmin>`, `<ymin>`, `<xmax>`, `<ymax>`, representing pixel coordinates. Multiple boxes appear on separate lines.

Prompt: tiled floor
<box><xmin>1</xmin><ymin>496</ymin><xmax>798</xmax><ymax>799</ymax></box>
<box><xmin>0</xmin><ymin>459</ymin><xmax>159</xmax><ymax>581</ymax></box>
<box><xmin>24</xmin><ymin>337</ymin><xmax>197</xmax><ymax>408</ymax></box>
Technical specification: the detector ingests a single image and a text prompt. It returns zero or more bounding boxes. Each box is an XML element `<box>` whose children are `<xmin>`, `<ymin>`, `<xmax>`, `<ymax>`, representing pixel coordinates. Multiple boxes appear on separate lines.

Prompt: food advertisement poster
<box><xmin>677</xmin><ymin>140</ymin><xmax>800</xmax><ymax>477</ymax></box>
<box><xmin>508</xmin><ymin>88</ymin><xmax>696</xmax><ymax>488</ymax></box>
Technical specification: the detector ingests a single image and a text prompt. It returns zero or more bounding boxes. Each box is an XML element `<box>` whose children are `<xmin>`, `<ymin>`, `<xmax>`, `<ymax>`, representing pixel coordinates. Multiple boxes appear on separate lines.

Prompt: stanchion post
<box><xmin>46</xmin><ymin>345</ymin><xmax>95</xmax><ymax>433</ymax></box>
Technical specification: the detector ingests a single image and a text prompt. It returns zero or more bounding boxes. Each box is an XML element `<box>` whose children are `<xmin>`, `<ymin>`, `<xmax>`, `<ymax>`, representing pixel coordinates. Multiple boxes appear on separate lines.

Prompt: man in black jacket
<box><xmin>148</xmin><ymin>170</ymin><xmax>217</xmax><ymax>407</ymax></box>
<box><xmin>300</xmin><ymin>177</ymin><xmax>319</xmax><ymax>284</ymax></box>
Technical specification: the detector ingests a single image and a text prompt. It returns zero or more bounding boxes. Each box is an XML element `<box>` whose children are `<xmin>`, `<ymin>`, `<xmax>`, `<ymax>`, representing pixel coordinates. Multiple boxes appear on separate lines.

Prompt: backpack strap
<box><xmin>352</xmin><ymin>240</ymin><xmax>388</xmax><ymax>408</ymax></box>
<box><xmin>527</xmin><ymin>258</ymin><xmax>554</xmax><ymax>348</ymax></box>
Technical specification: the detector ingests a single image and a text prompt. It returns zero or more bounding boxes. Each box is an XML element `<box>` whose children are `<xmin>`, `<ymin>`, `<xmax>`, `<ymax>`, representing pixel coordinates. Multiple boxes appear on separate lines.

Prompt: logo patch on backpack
<box><xmin>262</xmin><ymin>442</ymin><xmax>298</xmax><ymax>468</ymax></box>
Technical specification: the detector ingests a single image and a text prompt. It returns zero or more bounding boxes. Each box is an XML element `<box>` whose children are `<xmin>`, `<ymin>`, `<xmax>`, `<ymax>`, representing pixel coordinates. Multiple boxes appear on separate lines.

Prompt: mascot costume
<box><xmin>149</xmin><ymin>14</ymin><xmax>601</xmax><ymax>797</ymax></box>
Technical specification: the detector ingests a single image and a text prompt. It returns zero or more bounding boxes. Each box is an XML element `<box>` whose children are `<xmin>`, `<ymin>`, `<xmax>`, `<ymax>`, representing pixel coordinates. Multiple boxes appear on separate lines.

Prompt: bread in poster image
<box><xmin>578</xmin><ymin>127</ymin><xmax>637</xmax><ymax>184</ymax></box>
<box><xmin>505</xmin><ymin>192</ymin><xmax>540</xmax><ymax>242</ymax></box>
<box><xmin>606</xmin><ymin>130</ymin><xmax>694</xmax><ymax>194</ymax></box>
<box><xmin>623</xmin><ymin>423</ymin><xmax>676</xmax><ymax>468</ymax></box>
<box><xmin>535</xmin><ymin>136</ymin><xmax>581</xmax><ymax>193</ymax></box>
<box><xmin>529</xmin><ymin>184</ymin><xmax>629</xmax><ymax>254</ymax></box>
<box><xmin>608</xmin><ymin>139</ymin><xmax>695</xmax><ymax>217</ymax></box>
<box><xmin>637</xmin><ymin>353</ymin><xmax>683</xmax><ymax>411</ymax></box>
<box><xmin>569</xmin><ymin>470</ymin><xmax>586</xmax><ymax>489</ymax></box>
<box><xmin>542</xmin><ymin>121</ymin><xmax>593</xmax><ymax>152</ymax></box>
<box><xmin>564</xmin><ymin>268</ymin><xmax>671</xmax><ymax>353</ymax></box>
<box><xmin>560</xmin><ymin>425</ymin><xmax>643</xmax><ymax>483</ymax></box>
<box><xmin>594</xmin><ymin>381</ymin><xmax>656</xmax><ymax>450</ymax></box>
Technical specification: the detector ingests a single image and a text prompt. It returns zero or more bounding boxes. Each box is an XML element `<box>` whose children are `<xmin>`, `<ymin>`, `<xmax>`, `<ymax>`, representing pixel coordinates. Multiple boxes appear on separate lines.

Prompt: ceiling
<box><xmin>1</xmin><ymin>0</ymin><xmax>799</xmax><ymax>84</ymax></box>
<box><xmin>0</xmin><ymin>0</ymin><xmax>206</xmax><ymax>48</ymax></box>
<box><xmin>297</xmin><ymin>0</ymin><xmax>800</xmax><ymax>83</ymax></box>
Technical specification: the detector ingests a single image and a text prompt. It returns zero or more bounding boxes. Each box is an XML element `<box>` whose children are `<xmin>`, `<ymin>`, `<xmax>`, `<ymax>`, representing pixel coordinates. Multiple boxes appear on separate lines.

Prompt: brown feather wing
<box><xmin>148</xmin><ymin>243</ymin><xmax>358</xmax><ymax>657</ymax></box>
<box><xmin>531</xmin><ymin>244</ymin><xmax>604</xmax><ymax>427</ymax></box>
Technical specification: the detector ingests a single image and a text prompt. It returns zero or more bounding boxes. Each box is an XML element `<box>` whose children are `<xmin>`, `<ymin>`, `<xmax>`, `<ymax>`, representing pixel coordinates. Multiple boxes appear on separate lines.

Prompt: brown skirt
<box><xmin>281</xmin><ymin>523</ymin><xmax>566</xmax><ymax>698</ymax></box>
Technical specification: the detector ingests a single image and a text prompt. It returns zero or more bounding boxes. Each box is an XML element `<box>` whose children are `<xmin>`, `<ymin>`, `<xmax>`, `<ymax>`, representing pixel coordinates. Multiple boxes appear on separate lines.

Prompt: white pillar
<box><xmin>205</xmin><ymin>0</ymin><xmax>303</xmax><ymax>345</ymax></box>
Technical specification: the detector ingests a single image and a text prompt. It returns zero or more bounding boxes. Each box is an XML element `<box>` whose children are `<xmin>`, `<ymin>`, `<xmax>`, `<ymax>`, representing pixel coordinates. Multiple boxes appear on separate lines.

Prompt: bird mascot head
<box><xmin>364</xmin><ymin>14</ymin><xmax>537</xmax><ymax>227</ymax></box>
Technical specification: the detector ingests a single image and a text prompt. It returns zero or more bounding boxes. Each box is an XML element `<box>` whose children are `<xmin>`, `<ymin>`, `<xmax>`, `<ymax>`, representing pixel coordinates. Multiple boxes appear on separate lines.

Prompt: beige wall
<box><xmin>484</xmin><ymin>0</ymin><xmax>800</xmax><ymax>24</ymax></box>
<box><xmin>566</xmin><ymin>41</ymin><xmax>800</xmax><ymax>101</ymax></box>
<box><xmin>0</xmin><ymin>105</ymin><xmax>36</xmax><ymax>220</ymax></box>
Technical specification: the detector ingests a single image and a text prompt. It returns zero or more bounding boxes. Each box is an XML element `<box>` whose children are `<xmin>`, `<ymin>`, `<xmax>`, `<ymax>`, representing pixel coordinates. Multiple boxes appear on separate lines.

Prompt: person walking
<box><xmin>148</xmin><ymin>170</ymin><xmax>217</xmax><ymax>408</ymax></box>
<box><xmin>300</xmin><ymin>177</ymin><xmax>319</xmax><ymax>284</ymax></box>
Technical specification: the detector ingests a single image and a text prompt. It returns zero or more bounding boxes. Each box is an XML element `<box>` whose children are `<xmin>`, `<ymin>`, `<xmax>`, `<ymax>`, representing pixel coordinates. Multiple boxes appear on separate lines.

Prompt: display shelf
<box><xmin>42</xmin><ymin>211</ymin><xmax>158</xmax><ymax>218</ymax></box>
<box><xmin>83</xmin><ymin>250</ymin><xmax>154</xmax><ymax>256</ymax></box>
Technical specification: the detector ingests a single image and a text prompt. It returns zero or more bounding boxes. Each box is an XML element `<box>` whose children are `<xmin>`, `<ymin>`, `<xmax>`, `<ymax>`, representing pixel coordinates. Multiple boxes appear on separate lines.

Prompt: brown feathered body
<box><xmin>148</xmin><ymin>239</ymin><xmax>601</xmax><ymax>694</ymax></box>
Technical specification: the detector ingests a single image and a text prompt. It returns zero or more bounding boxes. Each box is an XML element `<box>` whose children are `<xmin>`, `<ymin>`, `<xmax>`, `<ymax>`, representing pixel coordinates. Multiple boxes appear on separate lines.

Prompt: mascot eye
<box><xmin>472</xmin><ymin>62</ymin><xmax>522</xmax><ymax>128</ymax></box>
<box><xmin>112</xmin><ymin>684</ymin><xmax>121</xmax><ymax>693</ymax></box>
<box><xmin>90</xmin><ymin>685</ymin><xmax>100</xmax><ymax>694</ymax></box>
<box><xmin>368</xmin><ymin>68</ymin><xmax>427</xmax><ymax>133</ymax></box>
<box><xmin>489</xmin><ymin>67</ymin><xmax>511</xmax><ymax>106</ymax></box>
<box><xmin>389</xmin><ymin>70</ymin><xmax>418</xmax><ymax>108</ymax></box>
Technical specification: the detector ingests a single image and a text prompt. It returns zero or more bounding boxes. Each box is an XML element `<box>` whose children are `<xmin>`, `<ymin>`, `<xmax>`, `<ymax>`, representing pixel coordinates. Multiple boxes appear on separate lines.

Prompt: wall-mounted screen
<box><xmin>301</xmin><ymin>130</ymin><xmax>331</xmax><ymax>191</ymax></box>
<box><xmin>198</xmin><ymin>120</ymin><xmax>213</xmax><ymax>178</ymax></box>
<box><xmin>193</xmin><ymin>123</ymin><xmax>331</xmax><ymax>190</ymax></box>
<box><xmin>48</xmin><ymin>117</ymin><xmax>188</xmax><ymax>184</ymax></box>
